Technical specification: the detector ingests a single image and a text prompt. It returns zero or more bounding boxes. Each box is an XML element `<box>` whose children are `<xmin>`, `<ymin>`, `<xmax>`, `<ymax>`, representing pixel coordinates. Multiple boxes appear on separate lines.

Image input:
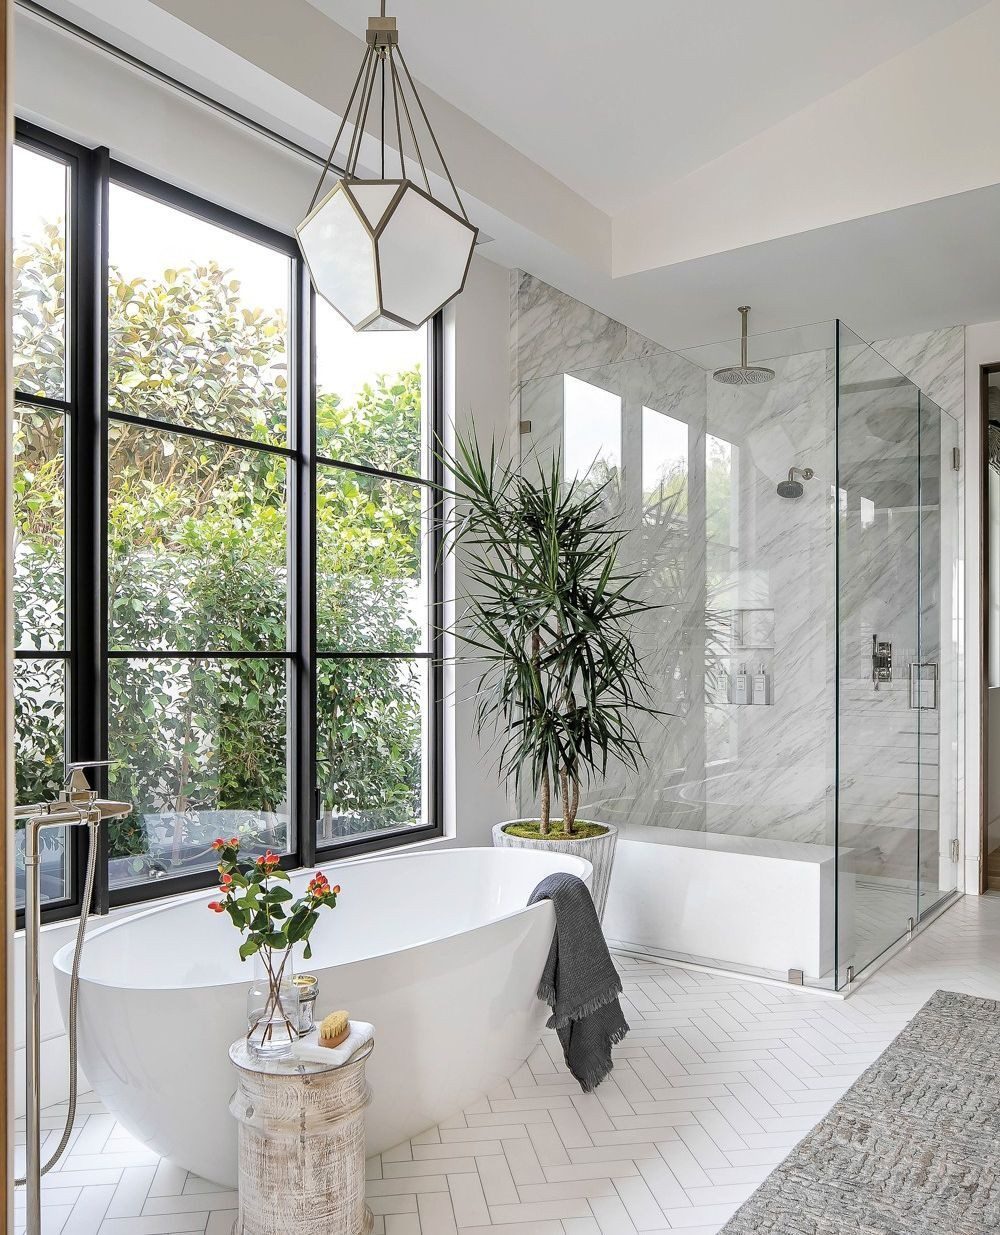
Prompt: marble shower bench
<box><xmin>604</xmin><ymin>825</ymin><xmax>853</xmax><ymax>982</ymax></box>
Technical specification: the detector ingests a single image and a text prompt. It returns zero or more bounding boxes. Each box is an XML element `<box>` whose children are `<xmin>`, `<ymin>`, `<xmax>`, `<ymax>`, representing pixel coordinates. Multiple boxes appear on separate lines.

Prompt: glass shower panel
<box><xmin>514</xmin><ymin>317</ymin><xmax>959</xmax><ymax>992</ymax></box>
<box><xmin>917</xmin><ymin>396</ymin><xmax>960</xmax><ymax>914</ymax></box>
<box><xmin>836</xmin><ymin>324</ymin><xmax>921</xmax><ymax>982</ymax></box>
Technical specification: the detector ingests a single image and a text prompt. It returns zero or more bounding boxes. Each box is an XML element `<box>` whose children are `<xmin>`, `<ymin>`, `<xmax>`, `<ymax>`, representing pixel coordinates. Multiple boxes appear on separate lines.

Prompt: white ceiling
<box><xmin>24</xmin><ymin>0</ymin><xmax>1000</xmax><ymax>345</ymax></box>
<box><xmin>311</xmin><ymin>0</ymin><xmax>992</xmax><ymax>213</ymax></box>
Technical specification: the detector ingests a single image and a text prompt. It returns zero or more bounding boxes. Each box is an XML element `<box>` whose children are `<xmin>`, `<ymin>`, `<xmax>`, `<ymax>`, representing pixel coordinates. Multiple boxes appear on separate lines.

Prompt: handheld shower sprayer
<box><xmin>16</xmin><ymin>762</ymin><xmax>131</xmax><ymax>1235</ymax></box>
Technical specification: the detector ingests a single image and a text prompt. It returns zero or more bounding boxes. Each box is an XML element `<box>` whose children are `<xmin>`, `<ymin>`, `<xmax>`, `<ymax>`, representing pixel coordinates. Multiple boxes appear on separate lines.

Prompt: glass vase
<box><xmin>246</xmin><ymin>947</ymin><xmax>300</xmax><ymax>1059</ymax></box>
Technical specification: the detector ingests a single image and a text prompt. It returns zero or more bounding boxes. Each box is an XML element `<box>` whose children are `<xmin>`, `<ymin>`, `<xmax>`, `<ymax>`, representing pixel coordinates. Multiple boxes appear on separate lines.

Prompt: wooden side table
<box><xmin>229</xmin><ymin>1038</ymin><xmax>374</xmax><ymax>1235</ymax></box>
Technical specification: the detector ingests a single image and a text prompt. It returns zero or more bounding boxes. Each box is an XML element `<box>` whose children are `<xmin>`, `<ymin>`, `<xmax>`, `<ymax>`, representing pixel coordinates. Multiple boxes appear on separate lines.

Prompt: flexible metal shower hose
<box><xmin>15</xmin><ymin>825</ymin><xmax>101</xmax><ymax>1187</ymax></box>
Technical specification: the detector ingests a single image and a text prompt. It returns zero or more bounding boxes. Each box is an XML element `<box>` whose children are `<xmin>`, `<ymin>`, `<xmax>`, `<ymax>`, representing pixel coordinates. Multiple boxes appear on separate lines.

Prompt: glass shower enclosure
<box><xmin>517</xmin><ymin>319</ymin><xmax>962</xmax><ymax>991</ymax></box>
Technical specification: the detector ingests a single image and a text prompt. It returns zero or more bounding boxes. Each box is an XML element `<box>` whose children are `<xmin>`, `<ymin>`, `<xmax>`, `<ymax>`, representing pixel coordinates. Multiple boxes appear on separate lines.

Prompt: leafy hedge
<box><xmin>14</xmin><ymin>225</ymin><xmax>424</xmax><ymax>873</ymax></box>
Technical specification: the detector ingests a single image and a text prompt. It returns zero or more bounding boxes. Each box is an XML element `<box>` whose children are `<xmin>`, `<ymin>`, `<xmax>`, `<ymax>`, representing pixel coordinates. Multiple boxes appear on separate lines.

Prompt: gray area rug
<box><xmin>721</xmin><ymin>990</ymin><xmax>1000</xmax><ymax>1234</ymax></box>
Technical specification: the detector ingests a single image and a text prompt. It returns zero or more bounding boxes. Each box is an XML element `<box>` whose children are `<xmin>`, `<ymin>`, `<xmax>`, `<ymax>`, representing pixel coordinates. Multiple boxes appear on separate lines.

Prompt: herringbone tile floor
<box><xmin>16</xmin><ymin>894</ymin><xmax>1000</xmax><ymax>1234</ymax></box>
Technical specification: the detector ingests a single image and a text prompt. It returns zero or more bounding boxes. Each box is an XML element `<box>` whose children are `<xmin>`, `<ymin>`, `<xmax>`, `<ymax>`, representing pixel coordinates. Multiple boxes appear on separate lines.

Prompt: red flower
<box><xmin>308</xmin><ymin>871</ymin><xmax>335</xmax><ymax>899</ymax></box>
<box><xmin>229</xmin><ymin>836</ymin><xmax>239</xmax><ymax>847</ymax></box>
<box><xmin>332</xmin><ymin>885</ymin><xmax>341</xmax><ymax>894</ymax></box>
<box><xmin>207</xmin><ymin>901</ymin><xmax>225</xmax><ymax>913</ymax></box>
<box><xmin>211</xmin><ymin>839</ymin><xmax>225</xmax><ymax>851</ymax></box>
<box><xmin>220</xmin><ymin>872</ymin><xmax>233</xmax><ymax>886</ymax></box>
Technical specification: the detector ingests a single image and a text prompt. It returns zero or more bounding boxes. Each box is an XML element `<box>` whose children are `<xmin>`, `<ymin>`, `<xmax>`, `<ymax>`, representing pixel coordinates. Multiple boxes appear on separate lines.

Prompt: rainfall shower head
<box><xmin>713</xmin><ymin>306</ymin><xmax>775</xmax><ymax>386</ymax></box>
<box><xmin>776</xmin><ymin>467</ymin><xmax>814</xmax><ymax>499</ymax></box>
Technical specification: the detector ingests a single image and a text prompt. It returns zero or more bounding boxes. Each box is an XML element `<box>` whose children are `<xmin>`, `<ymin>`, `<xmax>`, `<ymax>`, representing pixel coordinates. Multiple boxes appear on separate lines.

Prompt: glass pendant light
<box><xmin>298</xmin><ymin>2</ymin><xmax>478</xmax><ymax>332</ymax></box>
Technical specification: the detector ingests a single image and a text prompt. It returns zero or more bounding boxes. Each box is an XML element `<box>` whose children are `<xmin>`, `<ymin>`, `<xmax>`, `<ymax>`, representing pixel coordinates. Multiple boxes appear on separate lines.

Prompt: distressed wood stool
<box><xmin>229</xmin><ymin>1037</ymin><xmax>374</xmax><ymax>1235</ymax></box>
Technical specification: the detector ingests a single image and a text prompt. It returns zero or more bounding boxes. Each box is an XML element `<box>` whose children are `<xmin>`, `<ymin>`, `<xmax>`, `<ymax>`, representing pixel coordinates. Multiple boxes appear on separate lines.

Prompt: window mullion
<box><xmin>295</xmin><ymin>272</ymin><xmax>317</xmax><ymax>870</ymax></box>
<box><xmin>429</xmin><ymin>314</ymin><xmax>445</xmax><ymax>840</ymax></box>
<box><xmin>67</xmin><ymin>143</ymin><xmax>111</xmax><ymax>915</ymax></box>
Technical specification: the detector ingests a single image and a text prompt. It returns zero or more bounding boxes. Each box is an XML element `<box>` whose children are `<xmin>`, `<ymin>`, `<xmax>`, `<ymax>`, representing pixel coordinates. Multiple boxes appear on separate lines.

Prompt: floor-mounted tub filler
<box><xmin>53</xmin><ymin>845</ymin><xmax>592</xmax><ymax>1188</ymax></box>
<box><xmin>17</xmin><ymin>763</ymin><xmax>133</xmax><ymax>1235</ymax></box>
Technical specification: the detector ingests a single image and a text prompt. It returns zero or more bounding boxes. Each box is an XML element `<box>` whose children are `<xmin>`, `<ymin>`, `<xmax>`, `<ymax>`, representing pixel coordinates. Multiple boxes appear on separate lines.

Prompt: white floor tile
<box><xmin>24</xmin><ymin>894</ymin><xmax>1000</xmax><ymax>1235</ymax></box>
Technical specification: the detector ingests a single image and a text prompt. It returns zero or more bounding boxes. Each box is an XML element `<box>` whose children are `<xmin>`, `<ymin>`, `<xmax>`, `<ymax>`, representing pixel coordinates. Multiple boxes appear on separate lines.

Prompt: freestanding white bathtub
<box><xmin>54</xmin><ymin>845</ymin><xmax>591</xmax><ymax>1187</ymax></box>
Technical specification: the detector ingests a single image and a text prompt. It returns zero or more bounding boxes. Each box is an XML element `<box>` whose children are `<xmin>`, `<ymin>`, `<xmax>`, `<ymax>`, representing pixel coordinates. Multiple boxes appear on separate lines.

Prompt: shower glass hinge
<box><xmin>952</xmin><ymin>446</ymin><xmax>961</xmax><ymax>471</ymax></box>
<box><xmin>907</xmin><ymin>917</ymin><xmax>915</xmax><ymax>936</ymax></box>
<box><xmin>787</xmin><ymin>968</ymin><xmax>804</xmax><ymax>986</ymax></box>
<box><xmin>845</xmin><ymin>965</ymin><xmax>854</xmax><ymax>988</ymax></box>
<box><xmin>519</xmin><ymin>419</ymin><xmax>532</xmax><ymax>435</ymax></box>
<box><xmin>950</xmin><ymin>838</ymin><xmax>961</xmax><ymax>863</ymax></box>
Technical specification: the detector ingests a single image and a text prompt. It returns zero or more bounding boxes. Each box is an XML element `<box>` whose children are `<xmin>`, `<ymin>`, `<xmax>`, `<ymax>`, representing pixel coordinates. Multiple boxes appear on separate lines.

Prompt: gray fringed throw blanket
<box><xmin>529</xmin><ymin>871</ymin><xmax>629</xmax><ymax>1092</ymax></box>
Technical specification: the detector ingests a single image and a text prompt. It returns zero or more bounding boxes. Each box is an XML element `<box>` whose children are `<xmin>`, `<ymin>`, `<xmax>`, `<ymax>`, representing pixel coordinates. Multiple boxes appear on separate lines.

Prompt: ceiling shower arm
<box><xmin>739</xmin><ymin>305</ymin><xmax>750</xmax><ymax>369</ymax></box>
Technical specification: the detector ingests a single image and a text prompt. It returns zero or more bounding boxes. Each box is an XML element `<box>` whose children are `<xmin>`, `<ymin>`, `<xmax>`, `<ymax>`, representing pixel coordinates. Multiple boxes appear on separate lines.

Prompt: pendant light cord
<box><xmin>306</xmin><ymin>2</ymin><xmax>472</xmax><ymax>221</ymax></box>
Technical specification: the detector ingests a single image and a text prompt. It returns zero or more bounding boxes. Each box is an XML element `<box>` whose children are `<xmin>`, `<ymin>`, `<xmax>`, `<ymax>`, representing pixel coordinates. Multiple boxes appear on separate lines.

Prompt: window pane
<box><xmin>642</xmin><ymin>407</ymin><xmax>688</xmax><ymax>506</ymax></box>
<box><xmin>315</xmin><ymin>299</ymin><xmax>426</xmax><ymax>475</ymax></box>
<box><xmin>107</xmin><ymin>657</ymin><xmax>290</xmax><ymax>889</ymax></box>
<box><xmin>108</xmin><ymin>184</ymin><xmax>291</xmax><ymax>446</ymax></box>
<box><xmin>14</xmin><ymin>657</ymin><xmax>67</xmax><ymax>910</ymax></box>
<box><xmin>316</xmin><ymin>658</ymin><xmax>426</xmax><ymax>844</ymax></box>
<box><xmin>108</xmin><ymin>422</ymin><xmax>288</xmax><ymax>651</ymax></box>
<box><xmin>14</xmin><ymin>656</ymin><xmax>66</xmax><ymax>803</ymax></box>
<box><xmin>316</xmin><ymin>466</ymin><xmax>427</xmax><ymax>653</ymax></box>
<box><xmin>706</xmin><ymin>433</ymin><xmax>738</xmax><ymax>548</ymax></box>
<box><xmin>13</xmin><ymin>145</ymin><xmax>68</xmax><ymax>399</ymax></box>
<box><xmin>14</xmin><ymin>405</ymin><xmax>65</xmax><ymax>650</ymax></box>
<box><xmin>563</xmin><ymin>374</ymin><xmax>621</xmax><ymax>483</ymax></box>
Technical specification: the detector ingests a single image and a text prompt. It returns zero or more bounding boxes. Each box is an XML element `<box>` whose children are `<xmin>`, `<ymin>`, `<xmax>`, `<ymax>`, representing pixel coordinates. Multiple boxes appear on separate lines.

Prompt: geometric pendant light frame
<box><xmin>296</xmin><ymin>4</ymin><xmax>479</xmax><ymax>332</ymax></box>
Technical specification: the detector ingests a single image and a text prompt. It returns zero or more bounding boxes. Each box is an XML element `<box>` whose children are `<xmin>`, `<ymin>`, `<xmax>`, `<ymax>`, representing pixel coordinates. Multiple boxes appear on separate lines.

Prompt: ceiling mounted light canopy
<box><xmin>298</xmin><ymin>2</ymin><xmax>478</xmax><ymax>332</ymax></box>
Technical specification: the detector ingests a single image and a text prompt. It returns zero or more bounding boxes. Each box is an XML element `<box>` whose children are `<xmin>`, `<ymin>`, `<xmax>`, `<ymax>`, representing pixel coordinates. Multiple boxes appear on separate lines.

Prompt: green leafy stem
<box><xmin>208</xmin><ymin>838</ymin><xmax>340</xmax><ymax>1045</ymax></box>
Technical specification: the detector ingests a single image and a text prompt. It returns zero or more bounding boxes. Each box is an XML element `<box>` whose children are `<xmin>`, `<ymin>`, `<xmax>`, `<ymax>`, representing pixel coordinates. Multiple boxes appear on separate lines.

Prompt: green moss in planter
<box><xmin>502</xmin><ymin>821</ymin><xmax>609</xmax><ymax>841</ymax></box>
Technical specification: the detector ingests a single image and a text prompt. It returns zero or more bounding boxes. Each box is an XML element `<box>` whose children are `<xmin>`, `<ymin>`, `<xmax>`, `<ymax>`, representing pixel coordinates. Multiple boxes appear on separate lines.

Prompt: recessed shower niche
<box><xmin>517</xmin><ymin>319</ymin><xmax>962</xmax><ymax>990</ymax></box>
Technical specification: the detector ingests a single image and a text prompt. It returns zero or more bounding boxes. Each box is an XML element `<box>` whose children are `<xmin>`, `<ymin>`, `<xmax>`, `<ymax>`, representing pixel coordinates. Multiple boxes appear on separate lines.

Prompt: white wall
<box><xmin>444</xmin><ymin>257</ymin><xmax>517</xmax><ymax>846</ymax></box>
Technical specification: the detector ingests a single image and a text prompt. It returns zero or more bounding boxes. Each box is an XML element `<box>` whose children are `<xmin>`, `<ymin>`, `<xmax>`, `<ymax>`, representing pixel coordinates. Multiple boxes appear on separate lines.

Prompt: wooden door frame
<box><xmin>979</xmin><ymin>362</ymin><xmax>1000</xmax><ymax>894</ymax></box>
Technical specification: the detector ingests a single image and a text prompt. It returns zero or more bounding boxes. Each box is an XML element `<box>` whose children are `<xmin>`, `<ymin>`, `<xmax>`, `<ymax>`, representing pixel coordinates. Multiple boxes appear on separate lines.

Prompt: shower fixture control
<box><xmin>872</xmin><ymin>635</ymin><xmax>892</xmax><ymax>689</ymax></box>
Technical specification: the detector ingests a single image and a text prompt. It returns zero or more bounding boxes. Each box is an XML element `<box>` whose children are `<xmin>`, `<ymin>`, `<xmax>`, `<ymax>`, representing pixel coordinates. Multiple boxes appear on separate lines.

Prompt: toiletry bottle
<box><xmin>752</xmin><ymin>663</ymin><xmax>769</xmax><ymax>706</ymax></box>
<box><xmin>734</xmin><ymin>663</ymin><xmax>748</xmax><ymax>705</ymax></box>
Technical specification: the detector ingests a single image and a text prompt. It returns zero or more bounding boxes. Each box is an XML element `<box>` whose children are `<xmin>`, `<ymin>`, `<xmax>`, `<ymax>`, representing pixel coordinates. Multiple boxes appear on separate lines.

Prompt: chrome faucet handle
<box><xmin>61</xmin><ymin>760</ymin><xmax>112</xmax><ymax>803</ymax></box>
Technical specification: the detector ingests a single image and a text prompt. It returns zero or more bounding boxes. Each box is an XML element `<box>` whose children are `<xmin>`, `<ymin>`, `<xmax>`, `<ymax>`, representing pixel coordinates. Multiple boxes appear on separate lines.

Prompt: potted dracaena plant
<box><xmin>207</xmin><ymin>838</ymin><xmax>340</xmax><ymax>1058</ymax></box>
<box><xmin>443</xmin><ymin>434</ymin><xmax>659</xmax><ymax>917</ymax></box>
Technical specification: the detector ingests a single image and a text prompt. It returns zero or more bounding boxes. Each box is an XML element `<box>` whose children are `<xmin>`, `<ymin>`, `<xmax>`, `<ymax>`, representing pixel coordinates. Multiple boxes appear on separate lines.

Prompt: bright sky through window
<box><xmin>562</xmin><ymin>373</ymin><xmax>621</xmax><ymax>481</ymax></box>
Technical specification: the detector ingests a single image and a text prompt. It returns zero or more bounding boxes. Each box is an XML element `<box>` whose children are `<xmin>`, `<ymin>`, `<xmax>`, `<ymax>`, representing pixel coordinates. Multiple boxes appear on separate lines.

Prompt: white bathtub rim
<box><xmin>53</xmin><ymin>845</ymin><xmax>591</xmax><ymax>992</ymax></box>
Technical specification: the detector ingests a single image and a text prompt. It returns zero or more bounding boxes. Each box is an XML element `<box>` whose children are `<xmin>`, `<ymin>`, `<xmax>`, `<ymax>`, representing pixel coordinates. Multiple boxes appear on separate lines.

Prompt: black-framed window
<box><xmin>12</xmin><ymin>121</ymin><xmax>443</xmax><ymax>923</ymax></box>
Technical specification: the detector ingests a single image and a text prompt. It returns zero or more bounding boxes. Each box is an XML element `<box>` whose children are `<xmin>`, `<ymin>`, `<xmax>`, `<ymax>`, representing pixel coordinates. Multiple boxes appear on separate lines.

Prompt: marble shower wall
<box><xmin>509</xmin><ymin>272</ymin><xmax>965</xmax><ymax>886</ymax></box>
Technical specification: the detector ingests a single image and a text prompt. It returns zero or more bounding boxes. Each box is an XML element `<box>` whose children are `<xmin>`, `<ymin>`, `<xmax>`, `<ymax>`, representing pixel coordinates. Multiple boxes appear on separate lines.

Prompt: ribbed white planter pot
<box><xmin>492</xmin><ymin>820</ymin><xmax>618</xmax><ymax>920</ymax></box>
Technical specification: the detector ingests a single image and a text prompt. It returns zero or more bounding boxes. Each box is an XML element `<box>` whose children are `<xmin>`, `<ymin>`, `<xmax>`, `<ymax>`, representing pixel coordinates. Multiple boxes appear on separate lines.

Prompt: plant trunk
<box><xmin>532</xmin><ymin>626</ymin><xmax>551</xmax><ymax>836</ymax></box>
<box><xmin>559</xmin><ymin>767</ymin><xmax>572</xmax><ymax>836</ymax></box>
<box><xmin>570</xmin><ymin>773</ymin><xmax>580</xmax><ymax>829</ymax></box>
<box><xmin>540</xmin><ymin>769</ymin><xmax>550</xmax><ymax>836</ymax></box>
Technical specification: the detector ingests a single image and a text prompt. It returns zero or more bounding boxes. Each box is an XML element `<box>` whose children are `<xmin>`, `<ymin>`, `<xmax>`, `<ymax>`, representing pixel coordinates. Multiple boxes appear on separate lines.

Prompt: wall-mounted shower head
<box><xmin>776</xmin><ymin>466</ymin><xmax>814</xmax><ymax>499</ymax></box>
<box><xmin>713</xmin><ymin>306</ymin><xmax>775</xmax><ymax>386</ymax></box>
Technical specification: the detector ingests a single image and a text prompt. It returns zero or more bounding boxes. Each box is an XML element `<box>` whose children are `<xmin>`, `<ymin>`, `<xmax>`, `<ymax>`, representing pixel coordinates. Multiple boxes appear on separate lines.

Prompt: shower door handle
<box><xmin>909</xmin><ymin>661</ymin><xmax>938</xmax><ymax>709</ymax></box>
